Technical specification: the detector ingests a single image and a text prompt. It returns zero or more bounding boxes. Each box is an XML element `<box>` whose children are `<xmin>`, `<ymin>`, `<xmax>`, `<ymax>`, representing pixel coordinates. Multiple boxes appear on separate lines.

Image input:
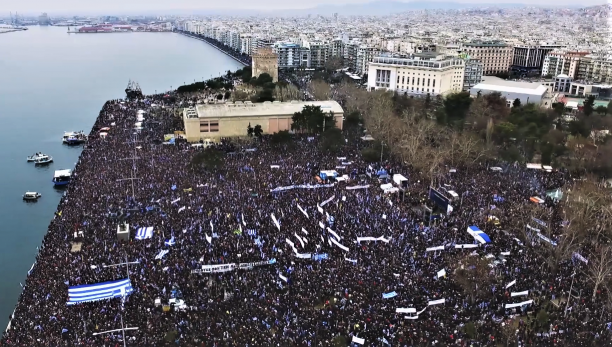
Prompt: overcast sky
<box><xmin>1</xmin><ymin>0</ymin><xmax>608</xmax><ymax>16</ymax></box>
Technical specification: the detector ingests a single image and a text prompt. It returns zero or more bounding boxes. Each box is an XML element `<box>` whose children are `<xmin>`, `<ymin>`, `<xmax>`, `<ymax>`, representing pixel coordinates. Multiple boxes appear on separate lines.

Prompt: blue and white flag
<box><xmin>155</xmin><ymin>249</ymin><xmax>170</xmax><ymax>260</ymax></box>
<box><xmin>67</xmin><ymin>278</ymin><xmax>133</xmax><ymax>305</ymax></box>
<box><xmin>135</xmin><ymin>227</ymin><xmax>153</xmax><ymax>240</ymax></box>
<box><xmin>247</xmin><ymin>229</ymin><xmax>257</xmax><ymax>237</ymax></box>
<box><xmin>164</xmin><ymin>235</ymin><xmax>175</xmax><ymax>247</ymax></box>
<box><xmin>382</xmin><ymin>291</ymin><xmax>398</xmax><ymax>299</ymax></box>
<box><xmin>271</xmin><ymin>213</ymin><xmax>280</xmax><ymax>231</ymax></box>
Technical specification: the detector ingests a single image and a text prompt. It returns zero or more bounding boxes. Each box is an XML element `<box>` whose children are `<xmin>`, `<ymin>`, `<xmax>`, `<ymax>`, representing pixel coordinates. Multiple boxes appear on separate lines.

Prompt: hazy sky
<box><xmin>1</xmin><ymin>0</ymin><xmax>608</xmax><ymax>15</ymax></box>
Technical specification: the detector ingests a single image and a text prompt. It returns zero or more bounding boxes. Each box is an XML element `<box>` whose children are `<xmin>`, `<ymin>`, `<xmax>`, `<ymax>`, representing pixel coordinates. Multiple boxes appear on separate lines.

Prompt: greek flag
<box><xmin>164</xmin><ymin>235</ymin><xmax>175</xmax><ymax>246</ymax></box>
<box><xmin>135</xmin><ymin>227</ymin><xmax>153</xmax><ymax>240</ymax></box>
<box><xmin>155</xmin><ymin>249</ymin><xmax>170</xmax><ymax>259</ymax></box>
<box><xmin>67</xmin><ymin>278</ymin><xmax>133</xmax><ymax>305</ymax></box>
<box><xmin>382</xmin><ymin>291</ymin><xmax>398</xmax><ymax>299</ymax></box>
<box><xmin>247</xmin><ymin>229</ymin><xmax>257</xmax><ymax>237</ymax></box>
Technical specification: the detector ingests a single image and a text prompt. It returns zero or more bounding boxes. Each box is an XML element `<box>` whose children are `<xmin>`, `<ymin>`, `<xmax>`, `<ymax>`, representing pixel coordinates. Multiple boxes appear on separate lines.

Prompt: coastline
<box><xmin>175</xmin><ymin>31</ymin><xmax>249</xmax><ymax>67</ymax></box>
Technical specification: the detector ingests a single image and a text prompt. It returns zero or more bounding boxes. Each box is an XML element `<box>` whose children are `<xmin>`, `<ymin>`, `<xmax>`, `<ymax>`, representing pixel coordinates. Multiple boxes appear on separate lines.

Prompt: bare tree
<box><xmin>585</xmin><ymin>246</ymin><xmax>612</xmax><ymax>299</ymax></box>
<box><xmin>454</xmin><ymin>255</ymin><xmax>496</xmax><ymax>303</ymax></box>
<box><xmin>308</xmin><ymin>79</ymin><xmax>332</xmax><ymax>101</ymax></box>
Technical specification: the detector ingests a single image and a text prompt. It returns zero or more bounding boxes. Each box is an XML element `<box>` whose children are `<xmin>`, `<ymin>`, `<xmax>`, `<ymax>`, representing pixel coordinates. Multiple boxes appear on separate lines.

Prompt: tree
<box><xmin>232</xmin><ymin>90</ymin><xmax>249</xmax><ymax>102</ymax></box>
<box><xmin>308</xmin><ymin>79</ymin><xmax>332</xmax><ymax>101</ymax></box>
<box><xmin>191</xmin><ymin>148</ymin><xmax>225</xmax><ymax>169</ymax></box>
<box><xmin>324</xmin><ymin>56</ymin><xmax>343</xmax><ymax>72</ymax></box>
<box><xmin>320</xmin><ymin>128</ymin><xmax>343</xmax><ymax>153</ymax></box>
<box><xmin>585</xmin><ymin>246</ymin><xmax>612</xmax><ymax>299</ymax></box>
<box><xmin>583</xmin><ymin>95</ymin><xmax>596</xmax><ymax>116</ymax></box>
<box><xmin>552</xmin><ymin>102</ymin><xmax>566</xmax><ymax>116</ymax></box>
<box><xmin>271</xmin><ymin>130</ymin><xmax>292</xmax><ymax>144</ymax></box>
<box><xmin>216</xmin><ymin>94</ymin><xmax>223</xmax><ymax>100</ymax></box>
<box><xmin>512</xmin><ymin>98</ymin><xmax>522</xmax><ymax>108</ymax></box>
<box><xmin>454</xmin><ymin>255</ymin><xmax>496</xmax><ymax>303</ymax></box>
<box><xmin>441</xmin><ymin>92</ymin><xmax>473</xmax><ymax>128</ymax></box>
<box><xmin>608</xmin><ymin>100</ymin><xmax>612</xmax><ymax>115</ymax></box>
<box><xmin>292</xmin><ymin>105</ymin><xmax>335</xmax><ymax>133</ymax></box>
<box><xmin>361</xmin><ymin>147</ymin><xmax>379</xmax><ymax>163</ymax></box>
<box><xmin>596</xmin><ymin>105</ymin><xmax>608</xmax><ymax>115</ymax></box>
<box><xmin>224</xmin><ymin>91</ymin><xmax>231</xmax><ymax>100</ymax></box>
<box><xmin>253</xmin><ymin>124</ymin><xmax>263</xmax><ymax>138</ymax></box>
<box><xmin>247</xmin><ymin>123</ymin><xmax>254</xmax><ymax>137</ymax></box>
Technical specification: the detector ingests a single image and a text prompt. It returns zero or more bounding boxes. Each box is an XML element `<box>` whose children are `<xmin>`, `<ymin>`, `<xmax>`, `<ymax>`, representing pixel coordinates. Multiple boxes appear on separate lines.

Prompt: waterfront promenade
<box><xmin>176</xmin><ymin>30</ymin><xmax>250</xmax><ymax>66</ymax></box>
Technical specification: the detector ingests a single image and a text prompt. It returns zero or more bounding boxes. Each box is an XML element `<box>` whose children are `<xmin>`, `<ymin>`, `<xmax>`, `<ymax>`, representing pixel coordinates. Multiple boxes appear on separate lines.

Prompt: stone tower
<box><xmin>251</xmin><ymin>47</ymin><xmax>279</xmax><ymax>82</ymax></box>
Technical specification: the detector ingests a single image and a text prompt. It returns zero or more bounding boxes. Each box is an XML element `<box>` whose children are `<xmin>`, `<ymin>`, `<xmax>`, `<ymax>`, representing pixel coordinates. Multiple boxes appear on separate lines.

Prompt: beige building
<box><xmin>367</xmin><ymin>52</ymin><xmax>465</xmax><ymax>96</ymax></box>
<box><xmin>541</xmin><ymin>51</ymin><xmax>588</xmax><ymax>78</ymax></box>
<box><xmin>462</xmin><ymin>41</ymin><xmax>513</xmax><ymax>75</ymax></box>
<box><xmin>252</xmin><ymin>47</ymin><xmax>279</xmax><ymax>82</ymax></box>
<box><xmin>183</xmin><ymin>100</ymin><xmax>344</xmax><ymax>142</ymax></box>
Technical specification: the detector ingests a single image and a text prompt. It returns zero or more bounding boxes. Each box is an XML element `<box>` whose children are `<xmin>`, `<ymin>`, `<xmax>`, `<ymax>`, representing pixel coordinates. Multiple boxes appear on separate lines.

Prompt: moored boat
<box><xmin>34</xmin><ymin>155</ymin><xmax>53</xmax><ymax>165</ymax></box>
<box><xmin>62</xmin><ymin>131</ymin><xmax>87</xmax><ymax>145</ymax></box>
<box><xmin>52</xmin><ymin>169</ymin><xmax>72</xmax><ymax>186</ymax></box>
<box><xmin>23</xmin><ymin>192</ymin><xmax>42</xmax><ymax>201</ymax></box>
<box><xmin>27</xmin><ymin>153</ymin><xmax>47</xmax><ymax>162</ymax></box>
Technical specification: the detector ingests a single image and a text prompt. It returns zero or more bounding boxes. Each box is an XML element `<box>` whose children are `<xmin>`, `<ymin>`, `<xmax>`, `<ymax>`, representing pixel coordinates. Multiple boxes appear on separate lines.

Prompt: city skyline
<box><xmin>1</xmin><ymin>0</ymin><xmax>607</xmax><ymax>16</ymax></box>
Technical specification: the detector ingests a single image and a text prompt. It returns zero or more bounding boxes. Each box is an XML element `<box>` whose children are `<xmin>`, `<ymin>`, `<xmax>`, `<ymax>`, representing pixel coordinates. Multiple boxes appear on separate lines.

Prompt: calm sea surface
<box><xmin>0</xmin><ymin>25</ymin><xmax>243</xmax><ymax>328</ymax></box>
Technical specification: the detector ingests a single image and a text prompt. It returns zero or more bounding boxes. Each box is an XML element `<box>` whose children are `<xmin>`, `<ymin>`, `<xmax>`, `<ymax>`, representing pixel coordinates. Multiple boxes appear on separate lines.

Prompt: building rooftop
<box><xmin>472</xmin><ymin>76</ymin><xmax>548</xmax><ymax>96</ymax></box>
<box><xmin>464</xmin><ymin>41</ymin><xmax>508</xmax><ymax>47</ymax></box>
<box><xmin>195</xmin><ymin>100</ymin><xmax>344</xmax><ymax>119</ymax></box>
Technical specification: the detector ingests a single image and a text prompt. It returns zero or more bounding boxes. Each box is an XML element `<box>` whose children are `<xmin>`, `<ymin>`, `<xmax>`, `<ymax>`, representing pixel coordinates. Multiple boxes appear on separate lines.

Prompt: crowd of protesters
<box><xmin>2</xmin><ymin>88</ymin><xmax>612</xmax><ymax>347</ymax></box>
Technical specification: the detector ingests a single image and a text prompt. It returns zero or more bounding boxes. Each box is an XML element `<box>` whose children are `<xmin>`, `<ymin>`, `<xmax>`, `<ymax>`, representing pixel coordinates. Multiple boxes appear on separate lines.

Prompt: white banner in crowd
<box><xmin>319</xmin><ymin>221</ymin><xmax>325</xmax><ymax>229</ymax></box>
<box><xmin>178</xmin><ymin>206</ymin><xmax>186</xmax><ymax>213</ymax></box>
<box><xmin>437</xmin><ymin>269</ymin><xmax>446</xmax><ymax>278</ymax></box>
<box><xmin>506</xmin><ymin>280</ymin><xmax>517</xmax><ymax>289</ymax></box>
<box><xmin>302</xmin><ymin>228</ymin><xmax>308</xmax><ymax>235</ymax></box>
<box><xmin>356</xmin><ymin>236</ymin><xmax>391</xmax><ymax>243</ymax></box>
<box><xmin>505</xmin><ymin>300</ymin><xmax>533</xmax><ymax>309</ymax></box>
<box><xmin>501</xmin><ymin>251</ymin><xmax>511</xmax><ymax>256</ymax></box>
<box><xmin>573</xmin><ymin>252</ymin><xmax>588</xmax><ymax>264</ymax></box>
<box><xmin>279</xmin><ymin>273</ymin><xmax>288</xmax><ymax>282</ymax></box>
<box><xmin>205</xmin><ymin>234</ymin><xmax>212</xmax><ymax>245</ymax></box>
<box><xmin>426</xmin><ymin>246</ymin><xmax>445</xmax><ymax>252</ymax></box>
<box><xmin>327</xmin><ymin>228</ymin><xmax>341</xmax><ymax>241</ymax></box>
<box><xmin>455</xmin><ymin>244</ymin><xmax>478</xmax><ymax>249</ymax></box>
<box><xmin>396</xmin><ymin>308</ymin><xmax>417</xmax><ymax>314</ymax></box>
<box><xmin>317</xmin><ymin>204</ymin><xmax>323</xmax><ymax>214</ymax></box>
<box><xmin>241</xmin><ymin>213</ymin><xmax>246</xmax><ymax>226</ymax></box>
<box><xmin>320</xmin><ymin>196</ymin><xmax>335</xmax><ymax>207</ymax></box>
<box><xmin>270</xmin><ymin>183</ymin><xmax>335</xmax><ymax>193</ymax></box>
<box><xmin>295</xmin><ymin>253</ymin><xmax>312</xmax><ymax>259</ymax></box>
<box><xmin>345</xmin><ymin>257</ymin><xmax>357</xmax><ymax>263</ymax></box>
<box><xmin>346</xmin><ymin>185</ymin><xmax>370</xmax><ymax>190</ymax></box>
<box><xmin>271</xmin><ymin>213</ymin><xmax>280</xmax><ymax>231</ymax></box>
<box><xmin>511</xmin><ymin>290</ymin><xmax>529</xmax><ymax>297</ymax></box>
<box><xmin>294</xmin><ymin>233</ymin><xmax>305</xmax><ymax>248</ymax></box>
<box><xmin>210</xmin><ymin>220</ymin><xmax>214</xmax><ymax>232</ymax></box>
<box><xmin>352</xmin><ymin>336</ymin><xmax>365</xmax><ymax>345</ymax></box>
<box><xmin>297</xmin><ymin>204</ymin><xmax>309</xmax><ymax>219</ymax></box>
<box><xmin>330</xmin><ymin>237</ymin><xmax>349</xmax><ymax>252</ymax></box>
<box><xmin>428</xmin><ymin>298</ymin><xmax>445</xmax><ymax>306</ymax></box>
<box><xmin>201</xmin><ymin>264</ymin><xmax>236</xmax><ymax>273</ymax></box>
<box><xmin>171</xmin><ymin>198</ymin><xmax>180</xmax><ymax>204</ymax></box>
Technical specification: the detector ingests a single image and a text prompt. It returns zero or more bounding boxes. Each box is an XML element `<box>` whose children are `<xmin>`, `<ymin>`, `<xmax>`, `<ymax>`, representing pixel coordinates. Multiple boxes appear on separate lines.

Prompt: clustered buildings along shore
<box><xmin>178</xmin><ymin>4</ymin><xmax>611</xmax><ymax>104</ymax></box>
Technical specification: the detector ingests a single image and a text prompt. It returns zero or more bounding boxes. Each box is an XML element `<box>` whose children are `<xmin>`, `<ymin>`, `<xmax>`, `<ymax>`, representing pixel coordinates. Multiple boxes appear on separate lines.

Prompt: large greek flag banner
<box><xmin>135</xmin><ymin>227</ymin><xmax>153</xmax><ymax>240</ymax></box>
<box><xmin>67</xmin><ymin>278</ymin><xmax>133</xmax><ymax>305</ymax></box>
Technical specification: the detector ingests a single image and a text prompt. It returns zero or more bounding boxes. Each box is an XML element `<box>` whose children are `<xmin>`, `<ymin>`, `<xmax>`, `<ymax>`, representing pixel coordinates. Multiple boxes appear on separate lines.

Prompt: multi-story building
<box><xmin>576</xmin><ymin>54</ymin><xmax>612</xmax><ymax>84</ymax></box>
<box><xmin>355</xmin><ymin>45</ymin><xmax>379</xmax><ymax>75</ymax></box>
<box><xmin>541</xmin><ymin>51</ymin><xmax>588</xmax><ymax>78</ymax></box>
<box><xmin>273</xmin><ymin>42</ymin><xmax>301</xmax><ymax>69</ymax></box>
<box><xmin>462</xmin><ymin>41</ymin><xmax>513</xmax><ymax>76</ymax></box>
<box><xmin>331</xmin><ymin>38</ymin><xmax>344</xmax><ymax>58</ymax></box>
<box><xmin>367</xmin><ymin>52</ymin><xmax>466</xmax><ymax>96</ymax></box>
<box><xmin>240</xmin><ymin>34</ymin><xmax>253</xmax><ymax>55</ymax></box>
<box><xmin>38</xmin><ymin>13</ymin><xmax>50</xmax><ymax>25</ymax></box>
<box><xmin>309</xmin><ymin>41</ymin><xmax>330</xmax><ymax>69</ymax></box>
<box><xmin>344</xmin><ymin>42</ymin><xmax>359</xmax><ymax>72</ymax></box>
<box><xmin>511</xmin><ymin>44</ymin><xmax>564</xmax><ymax>77</ymax></box>
<box><xmin>462</xmin><ymin>57</ymin><xmax>483</xmax><ymax>91</ymax></box>
<box><xmin>252</xmin><ymin>47</ymin><xmax>279</xmax><ymax>82</ymax></box>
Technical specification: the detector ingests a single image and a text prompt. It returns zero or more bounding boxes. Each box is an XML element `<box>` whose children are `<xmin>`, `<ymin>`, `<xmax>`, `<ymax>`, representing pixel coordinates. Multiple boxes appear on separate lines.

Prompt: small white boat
<box><xmin>62</xmin><ymin>131</ymin><xmax>87</xmax><ymax>145</ymax></box>
<box><xmin>27</xmin><ymin>153</ymin><xmax>47</xmax><ymax>162</ymax></box>
<box><xmin>34</xmin><ymin>155</ymin><xmax>53</xmax><ymax>165</ymax></box>
<box><xmin>23</xmin><ymin>192</ymin><xmax>42</xmax><ymax>201</ymax></box>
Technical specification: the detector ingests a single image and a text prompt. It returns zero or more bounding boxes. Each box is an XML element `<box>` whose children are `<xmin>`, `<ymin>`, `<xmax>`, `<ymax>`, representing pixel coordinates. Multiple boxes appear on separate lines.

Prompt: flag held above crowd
<box><xmin>466</xmin><ymin>226</ymin><xmax>490</xmax><ymax>244</ymax></box>
<box><xmin>67</xmin><ymin>278</ymin><xmax>133</xmax><ymax>305</ymax></box>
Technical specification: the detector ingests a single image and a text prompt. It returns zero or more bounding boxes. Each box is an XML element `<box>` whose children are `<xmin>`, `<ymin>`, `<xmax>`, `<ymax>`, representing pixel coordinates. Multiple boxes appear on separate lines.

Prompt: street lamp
<box><xmin>92</xmin><ymin>314</ymin><xmax>138</xmax><ymax>347</ymax></box>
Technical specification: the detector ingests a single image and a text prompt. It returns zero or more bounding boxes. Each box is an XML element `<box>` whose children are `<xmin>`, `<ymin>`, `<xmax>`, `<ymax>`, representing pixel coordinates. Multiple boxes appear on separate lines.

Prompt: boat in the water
<box><xmin>52</xmin><ymin>169</ymin><xmax>72</xmax><ymax>186</ymax></box>
<box><xmin>34</xmin><ymin>155</ymin><xmax>53</xmax><ymax>165</ymax></box>
<box><xmin>27</xmin><ymin>153</ymin><xmax>47</xmax><ymax>162</ymax></box>
<box><xmin>23</xmin><ymin>192</ymin><xmax>42</xmax><ymax>201</ymax></box>
<box><xmin>62</xmin><ymin>131</ymin><xmax>87</xmax><ymax>145</ymax></box>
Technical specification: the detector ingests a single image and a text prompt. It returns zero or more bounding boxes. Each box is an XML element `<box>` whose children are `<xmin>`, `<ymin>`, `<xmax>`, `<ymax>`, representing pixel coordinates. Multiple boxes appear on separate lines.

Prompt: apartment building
<box><xmin>367</xmin><ymin>52</ymin><xmax>465</xmax><ymax>96</ymax></box>
<box><xmin>355</xmin><ymin>45</ymin><xmax>379</xmax><ymax>75</ymax></box>
<box><xmin>511</xmin><ymin>44</ymin><xmax>564</xmax><ymax>76</ymax></box>
<box><xmin>308</xmin><ymin>41</ymin><xmax>330</xmax><ymax>69</ymax></box>
<box><xmin>273</xmin><ymin>42</ymin><xmax>301</xmax><ymax>69</ymax></box>
<box><xmin>240</xmin><ymin>34</ymin><xmax>253</xmax><ymax>55</ymax></box>
<box><xmin>576</xmin><ymin>54</ymin><xmax>612</xmax><ymax>84</ymax></box>
<box><xmin>463</xmin><ymin>58</ymin><xmax>484</xmax><ymax>91</ymax></box>
<box><xmin>331</xmin><ymin>38</ymin><xmax>344</xmax><ymax>58</ymax></box>
<box><xmin>541</xmin><ymin>51</ymin><xmax>588</xmax><ymax>78</ymax></box>
<box><xmin>462</xmin><ymin>41</ymin><xmax>513</xmax><ymax>75</ymax></box>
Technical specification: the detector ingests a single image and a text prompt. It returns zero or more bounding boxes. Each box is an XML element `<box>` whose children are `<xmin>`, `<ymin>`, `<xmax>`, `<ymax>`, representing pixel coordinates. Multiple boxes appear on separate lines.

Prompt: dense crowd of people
<box><xmin>2</xmin><ymin>89</ymin><xmax>611</xmax><ymax>347</ymax></box>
